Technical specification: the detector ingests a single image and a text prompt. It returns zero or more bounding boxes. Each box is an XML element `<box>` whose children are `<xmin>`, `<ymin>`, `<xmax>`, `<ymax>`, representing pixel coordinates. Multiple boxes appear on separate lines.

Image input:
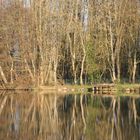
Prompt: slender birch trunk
<box><xmin>132</xmin><ymin>50</ymin><xmax>137</xmax><ymax>83</ymax></box>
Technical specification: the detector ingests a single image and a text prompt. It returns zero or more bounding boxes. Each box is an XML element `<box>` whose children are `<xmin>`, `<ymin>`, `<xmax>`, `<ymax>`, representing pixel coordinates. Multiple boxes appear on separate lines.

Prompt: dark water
<box><xmin>0</xmin><ymin>91</ymin><xmax>140</xmax><ymax>140</ymax></box>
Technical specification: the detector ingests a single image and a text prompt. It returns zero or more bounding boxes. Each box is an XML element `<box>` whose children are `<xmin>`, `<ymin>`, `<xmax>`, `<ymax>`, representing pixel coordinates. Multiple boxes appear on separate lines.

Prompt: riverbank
<box><xmin>0</xmin><ymin>83</ymin><xmax>140</xmax><ymax>95</ymax></box>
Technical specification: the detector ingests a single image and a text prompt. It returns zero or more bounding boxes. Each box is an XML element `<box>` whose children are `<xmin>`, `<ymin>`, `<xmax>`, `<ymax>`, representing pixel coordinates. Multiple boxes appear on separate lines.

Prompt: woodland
<box><xmin>0</xmin><ymin>0</ymin><xmax>140</xmax><ymax>87</ymax></box>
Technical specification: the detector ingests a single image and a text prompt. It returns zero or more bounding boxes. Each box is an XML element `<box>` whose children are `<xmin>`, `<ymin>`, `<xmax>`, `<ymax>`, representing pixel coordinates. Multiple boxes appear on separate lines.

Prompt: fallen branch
<box><xmin>0</xmin><ymin>65</ymin><xmax>8</xmax><ymax>84</ymax></box>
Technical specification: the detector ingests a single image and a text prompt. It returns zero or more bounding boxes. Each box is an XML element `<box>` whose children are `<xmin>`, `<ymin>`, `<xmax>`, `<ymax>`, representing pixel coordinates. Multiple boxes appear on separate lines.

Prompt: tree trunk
<box><xmin>54</xmin><ymin>63</ymin><xmax>57</xmax><ymax>85</ymax></box>
<box><xmin>80</xmin><ymin>34</ymin><xmax>86</xmax><ymax>85</ymax></box>
<box><xmin>117</xmin><ymin>56</ymin><xmax>120</xmax><ymax>82</ymax></box>
<box><xmin>132</xmin><ymin>51</ymin><xmax>137</xmax><ymax>83</ymax></box>
<box><xmin>112</xmin><ymin>57</ymin><xmax>116</xmax><ymax>82</ymax></box>
<box><xmin>109</xmin><ymin>10</ymin><xmax>116</xmax><ymax>83</ymax></box>
<box><xmin>10</xmin><ymin>61</ymin><xmax>14</xmax><ymax>84</ymax></box>
<box><xmin>68</xmin><ymin>33</ymin><xmax>77</xmax><ymax>84</ymax></box>
<box><xmin>80</xmin><ymin>54</ymin><xmax>85</xmax><ymax>85</ymax></box>
<box><xmin>24</xmin><ymin>59</ymin><xmax>35</xmax><ymax>82</ymax></box>
<box><xmin>40</xmin><ymin>64</ymin><xmax>44</xmax><ymax>85</ymax></box>
<box><xmin>74</xmin><ymin>70</ymin><xmax>77</xmax><ymax>84</ymax></box>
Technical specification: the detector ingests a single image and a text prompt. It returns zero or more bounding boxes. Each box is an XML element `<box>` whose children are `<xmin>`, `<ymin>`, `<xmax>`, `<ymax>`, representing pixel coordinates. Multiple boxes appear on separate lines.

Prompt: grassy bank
<box><xmin>116</xmin><ymin>83</ymin><xmax>140</xmax><ymax>91</ymax></box>
<box><xmin>1</xmin><ymin>83</ymin><xmax>140</xmax><ymax>95</ymax></box>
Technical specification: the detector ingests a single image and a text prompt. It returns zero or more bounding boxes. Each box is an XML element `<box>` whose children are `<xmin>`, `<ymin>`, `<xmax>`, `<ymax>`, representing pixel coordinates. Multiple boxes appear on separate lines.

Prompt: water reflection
<box><xmin>0</xmin><ymin>91</ymin><xmax>140</xmax><ymax>140</ymax></box>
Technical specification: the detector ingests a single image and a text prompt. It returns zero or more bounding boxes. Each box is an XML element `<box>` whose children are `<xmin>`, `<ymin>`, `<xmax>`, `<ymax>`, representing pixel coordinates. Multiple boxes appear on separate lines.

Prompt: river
<box><xmin>0</xmin><ymin>91</ymin><xmax>140</xmax><ymax>140</ymax></box>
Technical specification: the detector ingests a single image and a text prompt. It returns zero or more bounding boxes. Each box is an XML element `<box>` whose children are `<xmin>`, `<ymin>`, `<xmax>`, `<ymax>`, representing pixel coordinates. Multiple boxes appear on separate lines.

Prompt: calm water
<box><xmin>0</xmin><ymin>91</ymin><xmax>140</xmax><ymax>140</ymax></box>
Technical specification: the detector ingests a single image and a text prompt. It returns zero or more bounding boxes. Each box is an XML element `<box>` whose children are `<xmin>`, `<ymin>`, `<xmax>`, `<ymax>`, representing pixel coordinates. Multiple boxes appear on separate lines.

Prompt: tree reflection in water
<box><xmin>0</xmin><ymin>91</ymin><xmax>140</xmax><ymax>140</ymax></box>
